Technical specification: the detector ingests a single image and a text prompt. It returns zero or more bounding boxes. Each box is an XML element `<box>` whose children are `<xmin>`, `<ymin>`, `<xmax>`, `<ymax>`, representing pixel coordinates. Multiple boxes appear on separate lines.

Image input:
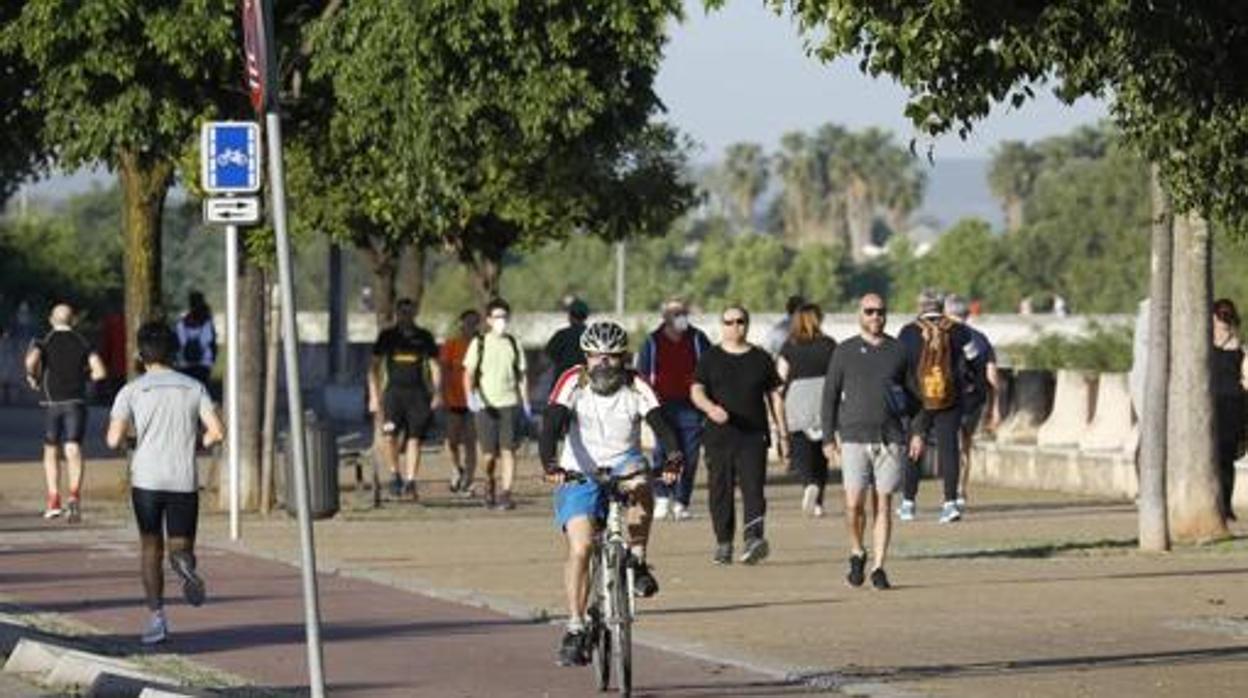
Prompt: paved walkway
<box><xmin>1</xmin><ymin>402</ymin><xmax>1247</xmax><ymax>697</ymax></box>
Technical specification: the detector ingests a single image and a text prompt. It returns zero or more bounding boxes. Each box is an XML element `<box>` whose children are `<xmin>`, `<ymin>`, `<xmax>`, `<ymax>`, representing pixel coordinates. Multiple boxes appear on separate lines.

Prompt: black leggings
<box><xmin>903</xmin><ymin>407</ymin><xmax>962</xmax><ymax>503</ymax></box>
<box><xmin>789</xmin><ymin>433</ymin><xmax>827</xmax><ymax>505</ymax></box>
<box><xmin>705</xmin><ymin>429</ymin><xmax>768</xmax><ymax>544</ymax></box>
<box><xmin>1215</xmin><ymin>395</ymin><xmax>1243</xmax><ymax>517</ymax></box>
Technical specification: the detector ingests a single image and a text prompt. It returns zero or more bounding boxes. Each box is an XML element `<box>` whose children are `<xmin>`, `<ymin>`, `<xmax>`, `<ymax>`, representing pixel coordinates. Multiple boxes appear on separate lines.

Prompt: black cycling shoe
<box><xmin>557</xmin><ymin>629</ymin><xmax>589</xmax><ymax>667</ymax></box>
<box><xmin>847</xmin><ymin>552</ymin><xmax>867</xmax><ymax>588</ymax></box>
<box><xmin>631</xmin><ymin>559</ymin><xmax>659</xmax><ymax>598</ymax></box>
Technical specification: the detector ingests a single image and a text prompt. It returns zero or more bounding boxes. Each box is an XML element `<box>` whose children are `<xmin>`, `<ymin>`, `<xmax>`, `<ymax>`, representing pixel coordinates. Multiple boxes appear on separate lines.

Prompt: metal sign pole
<box><xmin>265</xmin><ymin>110</ymin><xmax>327</xmax><ymax>698</ymax></box>
<box><xmin>226</xmin><ymin>223</ymin><xmax>241</xmax><ymax>541</ymax></box>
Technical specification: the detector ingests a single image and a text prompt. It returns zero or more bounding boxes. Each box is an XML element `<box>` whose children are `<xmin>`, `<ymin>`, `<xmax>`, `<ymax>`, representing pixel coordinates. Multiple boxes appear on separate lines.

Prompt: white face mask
<box><xmin>670</xmin><ymin>314</ymin><xmax>690</xmax><ymax>333</ymax></box>
<box><xmin>489</xmin><ymin>317</ymin><xmax>508</xmax><ymax>334</ymax></box>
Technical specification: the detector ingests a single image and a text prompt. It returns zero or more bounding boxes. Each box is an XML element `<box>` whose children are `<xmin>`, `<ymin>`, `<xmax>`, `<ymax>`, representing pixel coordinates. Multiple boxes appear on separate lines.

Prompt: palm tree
<box><xmin>774</xmin><ymin>131</ymin><xmax>827</xmax><ymax>246</ymax></box>
<box><xmin>721</xmin><ymin>142</ymin><xmax>769</xmax><ymax>229</ymax></box>
<box><xmin>988</xmin><ymin>140</ymin><xmax>1045</xmax><ymax>232</ymax></box>
<box><xmin>832</xmin><ymin>127</ymin><xmax>920</xmax><ymax>262</ymax></box>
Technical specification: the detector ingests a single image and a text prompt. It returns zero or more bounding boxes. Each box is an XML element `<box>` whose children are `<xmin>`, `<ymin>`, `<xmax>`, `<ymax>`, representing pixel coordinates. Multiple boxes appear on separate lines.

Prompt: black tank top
<box><xmin>1212</xmin><ymin>346</ymin><xmax>1244</xmax><ymax>398</ymax></box>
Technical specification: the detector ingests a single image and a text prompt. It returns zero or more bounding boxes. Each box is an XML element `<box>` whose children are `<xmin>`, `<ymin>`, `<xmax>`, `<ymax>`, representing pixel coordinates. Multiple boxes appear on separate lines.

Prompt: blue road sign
<box><xmin>202</xmin><ymin>122</ymin><xmax>262</xmax><ymax>194</ymax></box>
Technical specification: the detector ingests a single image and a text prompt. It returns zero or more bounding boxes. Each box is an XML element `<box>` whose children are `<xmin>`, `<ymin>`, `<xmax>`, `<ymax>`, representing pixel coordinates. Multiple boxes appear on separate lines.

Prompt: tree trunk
<box><xmin>219</xmin><ymin>245</ymin><xmax>265</xmax><ymax>510</ymax></box>
<box><xmin>364</xmin><ymin>239</ymin><xmax>398</xmax><ymax>327</ymax></box>
<box><xmin>118</xmin><ymin>151</ymin><xmax>174</xmax><ymax>366</ymax></box>
<box><xmin>845</xmin><ymin>178</ymin><xmax>873</xmax><ymax>263</ymax></box>
<box><xmin>469</xmin><ymin>255</ymin><xmax>502</xmax><ymax>304</ymax></box>
<box><xmin>398</xmin><ymin>243</ymin><xmax>428</xmax><ymax>313</ymax></box>
<box><xmin>260</xmin><ymin>278</ymin><xmax>280</xmax><ymax>514</ymax></box>
<box><xmin>1139</xmin><ymin>164</ymin><xmax>1171</xmax><ymax>552</ymax></box>
<box><xmin>1005</xmin><ymin>196</ymin><xmax>1025</xmax><ymax>233</ymax></box>
<box><xmin>1167</xmin><ymin>210</ymin><xmax>1228</xmax><ymax>543</ymax></box>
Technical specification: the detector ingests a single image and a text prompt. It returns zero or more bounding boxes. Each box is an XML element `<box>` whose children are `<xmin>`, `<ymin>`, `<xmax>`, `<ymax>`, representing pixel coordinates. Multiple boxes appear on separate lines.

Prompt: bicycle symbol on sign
<box><xmin>216</xmin><ymin>149</ymin><xmax>249</xmax><ymax>167</ymax></box>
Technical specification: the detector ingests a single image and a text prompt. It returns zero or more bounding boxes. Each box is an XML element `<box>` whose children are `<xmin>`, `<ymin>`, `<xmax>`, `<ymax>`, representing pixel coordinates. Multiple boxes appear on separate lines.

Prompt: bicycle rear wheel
<box><xmin>612</xmin><ymin>551</ymin><xmax>633</xmax><ymax>696</ymax></box>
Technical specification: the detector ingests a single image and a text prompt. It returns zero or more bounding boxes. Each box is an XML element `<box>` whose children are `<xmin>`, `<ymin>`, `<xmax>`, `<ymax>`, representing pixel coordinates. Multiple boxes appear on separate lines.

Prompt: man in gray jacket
<box><xmin>822</xmin><ymin>293</ymin><xmax>926</xmax><ymax>590</ymax></box>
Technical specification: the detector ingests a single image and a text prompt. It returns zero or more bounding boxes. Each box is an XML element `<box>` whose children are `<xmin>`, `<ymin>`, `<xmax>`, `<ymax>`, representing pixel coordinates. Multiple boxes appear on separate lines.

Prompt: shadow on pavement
<box><xmin>651</xmin><ymin>597</ymin><xmax>841</xmax><ymax>617</ymax></box>
<box><xmin>800</xmin><ymin>644</ymin><xmax>1248</xmax><ymax>685</ymax></box>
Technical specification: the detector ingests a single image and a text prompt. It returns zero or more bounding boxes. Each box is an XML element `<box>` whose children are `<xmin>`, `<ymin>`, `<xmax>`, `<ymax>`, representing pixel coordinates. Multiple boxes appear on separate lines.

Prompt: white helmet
<box><xmin>580</xmin><ymin>321</ymin><xmax>629</xmax><ymax>355</ymax></box>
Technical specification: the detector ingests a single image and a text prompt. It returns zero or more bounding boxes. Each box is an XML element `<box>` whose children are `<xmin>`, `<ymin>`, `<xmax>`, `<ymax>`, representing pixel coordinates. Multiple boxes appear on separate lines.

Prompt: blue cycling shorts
<box><xmin>553</xmin><ymin>479</ymin><xmax>606</xmax><ymax>531</ymax></box>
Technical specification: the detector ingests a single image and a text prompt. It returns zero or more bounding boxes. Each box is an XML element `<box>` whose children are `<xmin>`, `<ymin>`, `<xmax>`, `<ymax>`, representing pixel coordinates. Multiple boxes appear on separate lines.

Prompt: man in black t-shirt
<box><xmin>691</xmin><ymin>305</ymin><xmax>787</xmax><ymax>566</ymax></box>
<box><xmin>543</xmin><ymin>298</ymin><xmax>589</xmax><ymax>384</ymax></box>
<box><xmin>24</xmin><ymin>303</ymin><xmax>107</xmax><ymax>522</ymax></box>
<box><xmin>368</xmin><ymin>299</ymin><xmax>441</xmax><ymax>501</ymax></box>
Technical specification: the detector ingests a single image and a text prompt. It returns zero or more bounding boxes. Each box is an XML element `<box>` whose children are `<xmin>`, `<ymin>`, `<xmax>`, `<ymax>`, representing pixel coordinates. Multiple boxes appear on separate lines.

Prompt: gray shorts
<box><xmin>445</xmin><ymin>408</ymin><xmax>476</xmax><ymax>448</ymax></box>
<box><xmin>841</xmin><ymin>442</ymin><xmax>903</xmax><ymax>494</ymax></box>
<box><xmin>476</xmin><ymin>406</ymin><xmax>519</xmax><ymax>455</ymax></box>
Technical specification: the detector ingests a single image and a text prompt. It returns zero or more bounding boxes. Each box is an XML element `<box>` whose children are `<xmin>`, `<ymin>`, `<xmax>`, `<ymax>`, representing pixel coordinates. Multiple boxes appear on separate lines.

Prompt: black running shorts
<box><xmin>44</xmin><ymin>402</ymin><xmax>87</xmax><ymax>446</ymax></box>
<box><xmin>132</xmin><ymin>488</ymin><xmax>199</xmax><ymax>539</ymax></box>
<box><xmin>382</xmin><ymin>387</ymin><xmax>434</xmax><ymax>442</ymax></box>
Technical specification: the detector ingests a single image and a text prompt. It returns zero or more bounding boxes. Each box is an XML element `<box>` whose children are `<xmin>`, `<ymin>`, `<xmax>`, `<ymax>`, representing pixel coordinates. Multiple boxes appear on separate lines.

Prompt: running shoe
<box><xmin>740</xmin><ymin>537</ymin><xmax>770</xmax><ymax>565</ymax></box>
<box><xmin>170</xmin><ymin>550</ymin><xmax>206</xmax><ymax>607</ymax></box>
<box><xmin>557</xmin><ymin>629</ymin><xmax>589</xmax><ymax>666</ymax></box>
<box><xmin>631</xmin><ymin>559</ymin><xmax>659</xmax><ymax>598</ymax></box>
<box><xmin>938</xmin><ymin>501</ymin><xmax>962</xmax><ymax>524</ymax></box>
<box><xmin>449</xmin><ymin>467</ymin><xmax>464</xmax><ymax>493</ymax></box>
<box><xmin>483</xmin><ymin>479</ymin><xmax>496</xmax><ymax>508</ymax></box>
<box><xmin>801</xmin><ymin>485</ymin><xmax>819</xmax><ymax>516</ymax></box>
<box><xmin>846</xmin><ymin>552</ymin><xmax>867</xmax><ymax>588</ymax></box>
<box><xmin>388</xmin><ymin>472</ymin><xmax>403</xmax><ymax>498</ymax></box>
<box><xmin>712</xmin><ymin>543</ymin><xmax>733</xmax><ymax>565</ymax></box>
<box><xmin>671</xmin><ymin>502</ymin><xmax>693</xmax><ymax>521</ymax></box>
<box><xmin>65</xmin><ymin>497</ymin><xmax>81</xmax><ymax>524</ymax></box>
<box><xmin>898</xmin><ymin>499</ymin><xmax>916</xmax><ymax>522</ymax></box>
<box><xmin>494</xmin><ymin>491</ymin><xmax>515</xmax><ymax>511</ymax></box>
<box><xmin>141</xmin><ymin>610</ymin><xmax>168</xmax><ymax>645</ymax></box>
<box><xmin>654</xmin><ymin>497</ymin><xmax>671</xmax><ymax>521</ymax></box>
<box><xmin>403</xmin><ymin>480</ymin><xmax>419</xmax><ymax>502</ymax></box>
<box><xmin>812</xmin><ymin>504</ymin><xmax>825</xmax><ymax>518</ymax></box>
<box><xmin>870</xmin><ymin>567</ymin><xmax>892</xmax><ymax>590</ymax></box>
<box><xmin>43</xmin><ymin>493</ymin><xmax>62</xmax><ymax>520</ymax></box>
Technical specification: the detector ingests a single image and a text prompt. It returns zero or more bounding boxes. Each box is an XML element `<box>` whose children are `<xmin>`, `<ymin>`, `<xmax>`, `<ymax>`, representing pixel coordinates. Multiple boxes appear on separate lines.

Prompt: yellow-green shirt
<box><xmin>463</xmin><ymin>333</ymin><xmax>527</xmax><ymax>408</ymax></box>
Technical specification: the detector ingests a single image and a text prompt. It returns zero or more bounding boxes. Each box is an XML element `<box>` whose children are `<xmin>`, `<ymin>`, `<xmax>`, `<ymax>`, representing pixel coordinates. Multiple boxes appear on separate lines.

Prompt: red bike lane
<box><xmin>0</xmin><ymin>514</ymin><xmax>814</xmax><ymax>696</ymax></box>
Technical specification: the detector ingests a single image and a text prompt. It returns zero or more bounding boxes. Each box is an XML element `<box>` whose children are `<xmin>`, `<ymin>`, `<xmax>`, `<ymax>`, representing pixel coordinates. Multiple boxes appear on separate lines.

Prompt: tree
<box><xmin>773</xmin><ymin>130</ymin><xmax>834</xmax><ymax>247</ymax></box>
<box><xmin>1</xmin><ymin>1</ymin><xmax>247</xmax><ymax>343</ymax></box>
<box><xmin>732</xmin><ymin>0</ymin><xmax>1248</xmax><ymax>543</ymax></box>
<box><xmin>0</xmin><ymin>3</ymin><xmax>45</xmax><ymax>206</ymax></box>
<box><xmin>308</xmin><ymin>0</ymin><xmax>695</xmax><ymax>305</ymax></box>
<box><xmin>720</xmin><ymin>143</ymin><xmax>769</xmax><ymax>228</ymax></box>
<box><xmin>988</xmin><ymin>141</ymin><xmax>1045</xmax><ymax>232</ymax></box>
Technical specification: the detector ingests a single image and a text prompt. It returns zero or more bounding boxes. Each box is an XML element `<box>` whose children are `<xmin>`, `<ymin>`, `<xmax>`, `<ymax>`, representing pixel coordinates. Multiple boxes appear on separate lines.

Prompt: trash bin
<box><xmin>282</xmin><ymin>411</ymin><xmax>340</xmax><ymax>520</ymax></box>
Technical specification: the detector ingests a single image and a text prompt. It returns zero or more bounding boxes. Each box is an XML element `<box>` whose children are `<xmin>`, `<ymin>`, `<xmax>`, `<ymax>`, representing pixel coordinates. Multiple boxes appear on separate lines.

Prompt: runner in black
<box><xmin>23</xmin><ymin>303</ymin><xmax>106</xmax><ymax>522</ymax></box>
<box><xmin>369</xmin><ymin>298</ymin><xmax>442</xmax><ymax>501</ymax></box>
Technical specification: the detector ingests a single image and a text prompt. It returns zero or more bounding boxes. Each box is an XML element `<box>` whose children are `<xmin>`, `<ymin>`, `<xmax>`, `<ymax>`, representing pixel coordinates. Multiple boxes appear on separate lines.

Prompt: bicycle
<box><xmin>566</xmin><ymin>468</ymin><xmax>638</xmax><ymax>696</ymax></box>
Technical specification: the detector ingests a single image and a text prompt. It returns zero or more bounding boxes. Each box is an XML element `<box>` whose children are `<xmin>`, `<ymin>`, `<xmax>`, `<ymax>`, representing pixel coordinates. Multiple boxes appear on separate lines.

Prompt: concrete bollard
<box><xmin>1079</xmin><ymin>373</ymin><xmax>1136</xmax><ymax>452</ymax></box>
<box><xmin>3</xmin><ymin>638</ymin><xmax>67</xmax><ymax>676</ymax></box>
<box><xmin>1036</xmin><ymin>370</ymin><xmax>1097</xmax><ymax>447</ymax></box>
<box><xmin>996</xmin><ymin>370</ymin><xmax>1056</xmax><ymax>445</ymax></box>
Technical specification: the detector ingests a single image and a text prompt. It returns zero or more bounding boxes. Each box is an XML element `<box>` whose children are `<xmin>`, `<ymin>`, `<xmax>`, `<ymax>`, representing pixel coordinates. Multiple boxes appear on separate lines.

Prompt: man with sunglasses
<box><xmin>540</xmin><ymin>321</ymin><xmax>682</xmax><ymax>666</ymax></box>
<box><xmin>635</xmin><ymin>297</ymin><xmax>712</xmax><ymax>521</ymax></box>
<box><xmin>822</xmin><ymin>294</ymin><xmax>927</xmax><ymax>590</ymax></box>
<box><xmin>691</xmin><ymin>306</ymin><xmax>787</xmax><ymax>565</ymax></box>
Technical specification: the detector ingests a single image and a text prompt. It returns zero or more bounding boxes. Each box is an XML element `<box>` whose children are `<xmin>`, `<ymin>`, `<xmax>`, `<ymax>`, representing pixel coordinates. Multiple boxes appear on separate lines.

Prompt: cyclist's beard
<box><xmin>588</xmin><ymin>365</ymin><xmax>627</xmax><ymax>395</ymax></box>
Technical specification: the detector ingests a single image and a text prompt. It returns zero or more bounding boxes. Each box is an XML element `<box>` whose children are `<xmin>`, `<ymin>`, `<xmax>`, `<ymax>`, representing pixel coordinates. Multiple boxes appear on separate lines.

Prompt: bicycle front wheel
<box><xmin>612</xmin><ymin>552</ymin><xmax>633</xmax><ymax>696</ymax></box>
<box><xmin>589</xmin><ymin>556</ymin><xmax>611</xmax><ymax>691</ymax></box>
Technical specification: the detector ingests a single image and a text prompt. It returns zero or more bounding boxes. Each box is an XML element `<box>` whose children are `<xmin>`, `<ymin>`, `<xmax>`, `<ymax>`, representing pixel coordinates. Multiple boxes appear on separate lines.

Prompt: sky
<box><xmin>656</xmin><ymin>1</ymin><xmax>1109</xmax><ymax>163</ymax></box>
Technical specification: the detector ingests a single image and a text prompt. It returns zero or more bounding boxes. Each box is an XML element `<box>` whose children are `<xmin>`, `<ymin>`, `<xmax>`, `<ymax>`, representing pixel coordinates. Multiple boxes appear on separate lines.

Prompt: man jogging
<box><xmin>106</xmin><ymin>322</ymin><xmax>224</xmax><ymax>645</ymax></box>
<box><xmin>822</xmin><ymin>294</ymin><xmax>927</xmax><ymax>590</ymax></box>
<box><xmin>24</xmin><ymin>303</ymin><xmax>107</xmax><ymax>522</ymax></box>
<box><xmin>369</xmin><ymin>298</ymin><xmax>441</xmax><ymax>501</ymax></box>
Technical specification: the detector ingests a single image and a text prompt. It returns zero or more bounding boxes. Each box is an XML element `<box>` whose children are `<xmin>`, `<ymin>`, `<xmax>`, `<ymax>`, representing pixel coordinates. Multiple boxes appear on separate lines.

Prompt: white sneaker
<box><xmin>671</xmin><ymin>502</ymin><xmax>693</xmax><ymax>521</ymax></box>
<box><xmin>812</xmin><ymin>504</ymin><xmax>825</xmax><ymax>518</ymax></box>
<box><xmin>654</xmin><ymin>497</ymin><xmax>671</xmax><ymax>521</ymax></box>
<box><xmin>955</xmin><ymin>496</ymin><xmax>967</xmax><ymax>513</ymax></box>
<box><xmin>897</xmin><ymin>500</ymin><xmax>916</xmax><ymax>522</ymax></box>
<box><xmin>801</xmin><ymin>485</ymin><xmax>819</xmax><ymax>516</ymax></box>
<box><xmin>141</xmin><ymin>610</ymin><xmax>168</xmax><ymax>645</ymax></box>
<box><xmin>939</xmin><ymin>501</ymin><xmax>962</xmax><ymax>524</ymax></box>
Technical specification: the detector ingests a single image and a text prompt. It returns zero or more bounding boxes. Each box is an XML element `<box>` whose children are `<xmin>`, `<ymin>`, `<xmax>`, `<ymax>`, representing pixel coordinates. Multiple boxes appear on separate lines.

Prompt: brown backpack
<box><xmin>916</xmin><ymin>317</ymin><xmax>956</xmax><ymax>411</ymax></box>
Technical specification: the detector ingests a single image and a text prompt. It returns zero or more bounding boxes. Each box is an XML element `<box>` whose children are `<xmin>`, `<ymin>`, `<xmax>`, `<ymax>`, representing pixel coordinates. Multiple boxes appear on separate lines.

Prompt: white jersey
<box><xmin>549</xmin><ymin>367</ymin><xmax>660</xmax><ymax>475</ymax></box>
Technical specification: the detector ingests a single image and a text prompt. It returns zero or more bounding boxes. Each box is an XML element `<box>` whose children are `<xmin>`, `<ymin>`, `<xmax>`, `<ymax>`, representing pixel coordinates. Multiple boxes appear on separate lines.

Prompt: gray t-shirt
<box><xmin>110</xmin><ymin>370</ymin><xmax>215</xmax><ymax>493</ymax></box>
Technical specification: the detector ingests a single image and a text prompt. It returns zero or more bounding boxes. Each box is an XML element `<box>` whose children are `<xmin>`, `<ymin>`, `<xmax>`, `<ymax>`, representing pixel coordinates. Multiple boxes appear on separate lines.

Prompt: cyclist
<box><xmin>539</xmin><ymin>321</ymin><xmax>683</xmax><ymax>667</ymax></box>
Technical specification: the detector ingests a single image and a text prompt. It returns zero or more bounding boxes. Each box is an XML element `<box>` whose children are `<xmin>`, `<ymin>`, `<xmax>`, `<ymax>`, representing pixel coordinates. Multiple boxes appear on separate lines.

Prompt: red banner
<box><xmin>241</xmin><ymin>0</ymin><xmax>270</xmax><ymax>114</ymax></box>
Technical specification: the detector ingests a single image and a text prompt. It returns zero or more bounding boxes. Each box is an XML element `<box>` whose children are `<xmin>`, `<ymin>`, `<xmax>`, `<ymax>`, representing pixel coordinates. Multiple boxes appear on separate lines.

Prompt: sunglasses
<box><xmin>862</xmin><ymin>308</ymin><xmax>886</xmax><ymax>317</ymax></box>
<box><xmin>722</xmin><ymin>317</ymin><xmax>747</xmax><ymax>326</ymax></box>
<box><xmin>488</xmin><ymin>313</ymin><xmax>509</xmax><ymax>320</ymax></box>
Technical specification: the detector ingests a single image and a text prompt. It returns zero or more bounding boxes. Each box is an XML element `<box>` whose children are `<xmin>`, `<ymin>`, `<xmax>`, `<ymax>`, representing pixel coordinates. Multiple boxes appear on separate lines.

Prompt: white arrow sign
<box><xmin>204</xmin><ymin>197</ymin><xmax>262</xmax><ymax>225</ymax></box>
